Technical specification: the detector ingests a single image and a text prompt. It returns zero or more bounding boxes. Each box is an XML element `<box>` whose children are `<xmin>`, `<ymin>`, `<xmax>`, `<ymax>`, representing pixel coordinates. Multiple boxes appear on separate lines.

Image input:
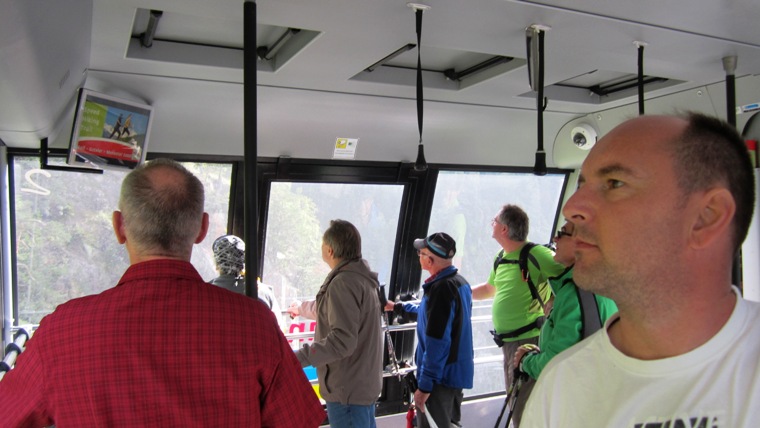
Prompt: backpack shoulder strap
<box><xmin>518</xmin><ymin>242</ymin><xmax>539</xmax><ymax>282</ymax></box>
<box><xmin>493</xmin><ymin>243</ymin><xmax>546</xmax><ymax>310</ymax></box>
<box><xmin>576</xmin><ymin>287</ymin><xmax>602</xmax><ymax>339</ymax></box>
<box><xmin>493</xmin><ymin>249</ymin><xmax>508</xmax><ymax>272</ymax></box>
<box><xmin>518</xmin><ymin>243</ymin><xmax>545</xmax><ymax>309</ymax></box>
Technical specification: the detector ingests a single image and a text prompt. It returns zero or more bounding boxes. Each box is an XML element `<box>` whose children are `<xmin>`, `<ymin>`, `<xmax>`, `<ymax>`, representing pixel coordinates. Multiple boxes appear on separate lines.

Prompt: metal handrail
<box><xmin>284</xmin><ymin>320</ymin><xmax>420</xmax><ymax>341</ymax></box>
<box><xmin>287</xmin><ymin>314</ymin><xmax>501</xmax><ymax>380</ymax></box>
<box><xmin>284</xmin><ymin>314</ymin><xmax>495</xmax><ymax>341</ymax></box>
<box><xmin>0</xmin><ymin>326</ymin><xmax>34</xmax><ymax>381</ymax></box>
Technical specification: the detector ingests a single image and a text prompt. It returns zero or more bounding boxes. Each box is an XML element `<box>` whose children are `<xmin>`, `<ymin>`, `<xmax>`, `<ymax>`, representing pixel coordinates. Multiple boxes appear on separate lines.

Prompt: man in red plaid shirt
<box><xmin>0</xmin><ymin>158</ymin><xmax>325</xmax><ymax>427</ymax></box>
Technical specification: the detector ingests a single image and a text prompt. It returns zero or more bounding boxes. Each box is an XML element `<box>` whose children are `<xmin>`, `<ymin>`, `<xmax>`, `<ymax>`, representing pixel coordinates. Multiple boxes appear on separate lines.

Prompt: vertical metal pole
<box><xmin>724</xmin><ymin>57</ymin><xmax>737</xmax><ymax>127</ymax></box>
<box><xmin>723</xmin><ymin>55</ymin><xmax>742</xmax><ymax>291</ymax></box>
<box><xmin>0</xmin><ymin>146</ymin><xmax>12</xmax><ymax>349</ymax></box>
<box><xmin>637</xmin><ymin>43</ymin><xmax>645</xmax><ymax>115</ymax></box>
<box><xmin>244</xmin><ymin>1</ymin><xmax>259</xmax><ymax>300</ymax></box>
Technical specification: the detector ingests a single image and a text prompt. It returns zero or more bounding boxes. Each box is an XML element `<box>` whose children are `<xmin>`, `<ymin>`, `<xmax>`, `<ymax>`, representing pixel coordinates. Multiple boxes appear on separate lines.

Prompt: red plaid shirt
<box><xmin>0</xmin><ymin>259</ymin><xmax>325</xmax><ymax>427</ymax></box>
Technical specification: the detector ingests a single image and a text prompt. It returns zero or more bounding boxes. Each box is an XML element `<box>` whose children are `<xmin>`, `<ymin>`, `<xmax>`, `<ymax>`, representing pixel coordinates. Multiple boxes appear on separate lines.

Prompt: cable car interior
<box><xmin>1</xmin><ymin>0</ymin><xmax>759</xmax><ymax>425</ymax></box>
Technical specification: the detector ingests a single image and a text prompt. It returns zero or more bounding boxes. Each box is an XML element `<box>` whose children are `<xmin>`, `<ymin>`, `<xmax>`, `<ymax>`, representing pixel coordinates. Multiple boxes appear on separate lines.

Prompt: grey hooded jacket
<box><xmin>296</xmin><ymin>258</ymin><xmax>383</xmax><ymax>405</ymax></box>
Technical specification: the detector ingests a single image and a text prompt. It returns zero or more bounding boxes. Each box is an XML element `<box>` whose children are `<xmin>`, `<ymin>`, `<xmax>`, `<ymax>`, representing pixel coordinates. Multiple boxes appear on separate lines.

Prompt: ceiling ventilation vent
<box><xmin>255</xmin><ymin>27</ymin><xmax>320</xmax><ymax>72</ymax></box>
<box><xmin>519</xmin><ymin>69</ymin><xmax>684</xmax><ymax>104</ymax></box>
<box><xmin>126</xmin><ymin>9</ymin><xmax>319</xmax><ymax>73</ymax></box>
<box><xmin>351</xmin><ymin>45</ymin><xmax>526</xmax><ymax>90</ymax></box>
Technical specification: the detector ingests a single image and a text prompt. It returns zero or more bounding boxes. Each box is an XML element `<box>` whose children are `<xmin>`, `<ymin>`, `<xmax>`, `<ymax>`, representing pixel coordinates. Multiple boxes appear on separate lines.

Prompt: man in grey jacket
<box><xmin>289</xmin><ymin>219</ymin><xmax>383</xmax><ymax>428</ymax></box>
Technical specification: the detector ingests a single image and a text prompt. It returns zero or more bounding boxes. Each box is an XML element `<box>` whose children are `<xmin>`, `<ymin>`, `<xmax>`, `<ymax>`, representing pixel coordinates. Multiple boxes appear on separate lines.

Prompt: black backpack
<box><xmin>565</xmin><ymin>274</ymin><xmax>603</xmax><ymax>339</ymax></box>
<box><xmin>493</xmin><ymin>242</ymin><xmax>547</xmax><ymax>310</ymax></box>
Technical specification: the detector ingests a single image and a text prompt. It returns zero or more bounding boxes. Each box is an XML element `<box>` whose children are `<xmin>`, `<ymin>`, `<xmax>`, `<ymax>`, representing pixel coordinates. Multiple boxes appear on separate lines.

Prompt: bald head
<box><xmin>563</xmin><ymin>112</ymin><xmax>755</xmax><ymax>303</ymax></box>
<box><xmin>590</xmin><ymin>113</ymin><xmax>753</xmax><ymax>251</ymax></box>
<box><xmin>604</xmin><ymin>115</ymin><xmax>688</xmax><ymax>140</ymax></box>
<box><xmin>117</xmin><ymin>158</ymin><xmax>206</xmax><ymax>260</ymax></box>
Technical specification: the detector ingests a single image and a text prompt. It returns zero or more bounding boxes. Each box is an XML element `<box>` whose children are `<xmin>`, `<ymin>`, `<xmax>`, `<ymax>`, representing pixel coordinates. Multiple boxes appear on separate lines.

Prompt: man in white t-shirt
<box><xmin>522</xmin><ymin>112</ymin><xmax>760</xmax><ymax>427</ymax></box>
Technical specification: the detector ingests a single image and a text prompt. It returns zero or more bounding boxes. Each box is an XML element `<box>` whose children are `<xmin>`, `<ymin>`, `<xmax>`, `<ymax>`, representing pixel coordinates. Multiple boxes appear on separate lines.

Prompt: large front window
<box><xmin>427</xmin><ymin>170</ymin><xmax>566</xmax><ymax>396</ymax></box>
<box><xmin>11</xmin><ymin>157</ymin><xmax>232</xmax><ymax>324</ymax></box>
<box><xmin>262</xmin><ymin>181</ymin><xmax>404</xmax><ymax>334</ymax></box>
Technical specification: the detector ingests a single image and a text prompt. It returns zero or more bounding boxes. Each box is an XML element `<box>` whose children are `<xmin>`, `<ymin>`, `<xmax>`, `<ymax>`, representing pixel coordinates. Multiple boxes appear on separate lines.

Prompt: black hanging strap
<box><xmin>415</xmin><ymin>9</ymin><xmax>423</xmax><ymax>144</ymax></box>
<box><xmin>536</xmin><ymin>29</ymin><xmax>545</xmax><ymax>154</ymax></box>
<box><xmin>636</xmin><ymin>42</ymin><xmax>645</xmax><ymax>115</ymax></box>
<box><xmin>530</xmin><ymin>25</ymin><xmax>549</xmax><ymax>175</ymax></box>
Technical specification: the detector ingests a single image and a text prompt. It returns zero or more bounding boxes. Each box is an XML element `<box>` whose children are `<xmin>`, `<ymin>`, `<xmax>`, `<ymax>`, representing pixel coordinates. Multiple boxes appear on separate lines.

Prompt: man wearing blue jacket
<box><xmin>389</xmin><ymin>232</ymin><xmax>474</xmax><ymax>428</ymax></box>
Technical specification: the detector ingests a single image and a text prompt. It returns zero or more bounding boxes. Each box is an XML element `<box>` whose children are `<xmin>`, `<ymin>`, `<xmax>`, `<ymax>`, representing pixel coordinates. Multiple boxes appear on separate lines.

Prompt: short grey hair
<box><xmin>323</xmin><ymin>219</ymin><xmax>362</xmax><ymax>261</ymax></box>
<box><xmin>497</xmin><ymin>204</ymin><xmax>529</xmax><ymax>241</ymax></box>
<box><xmin>118</xmin><ymin>158</ymin><xmax>205</xmax><ymax>256</ymax></box>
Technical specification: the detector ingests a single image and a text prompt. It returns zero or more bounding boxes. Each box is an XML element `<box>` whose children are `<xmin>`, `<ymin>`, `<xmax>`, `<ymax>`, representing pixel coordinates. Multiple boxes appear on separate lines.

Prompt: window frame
<box><xmin>4</xmin><ymin>148</ymin><xmax>571</xmax><ymax>410</ymax></box>
<box><xmin>6</xmin><ymin>149</ymin><xmax>239</xmax><ymax>326</ymax></box>
<box><xmin>426</xmin><ymin>167</ymin><xmax>571</xmax><ymax>398</ymax></box>
<box><xmin>256</xmin><ymin>157</ymin><xmax>571</xmax><ymax>407</ymax></box>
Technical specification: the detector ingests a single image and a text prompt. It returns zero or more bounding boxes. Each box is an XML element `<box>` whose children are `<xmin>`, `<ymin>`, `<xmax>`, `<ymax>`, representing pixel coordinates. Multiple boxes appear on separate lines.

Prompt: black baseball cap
<box><xmin>413</xmin><ymin>232</ymin><xmax>456</xmax><ymax>259</ymax></box>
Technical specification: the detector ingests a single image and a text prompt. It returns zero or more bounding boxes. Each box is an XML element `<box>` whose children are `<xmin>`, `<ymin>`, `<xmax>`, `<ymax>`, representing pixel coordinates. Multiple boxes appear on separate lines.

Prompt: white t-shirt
<box><xmin>522</xmin><ymin>287</ymin><xmax>760</xmax><ymax>428</ymax></box>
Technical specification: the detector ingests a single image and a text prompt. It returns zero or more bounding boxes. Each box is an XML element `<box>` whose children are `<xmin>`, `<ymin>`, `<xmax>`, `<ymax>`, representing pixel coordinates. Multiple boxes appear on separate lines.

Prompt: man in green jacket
<box><xmin>511</xmin><ymin>220</ymin><xmax>618</xmax><ymax>421</ymax></box>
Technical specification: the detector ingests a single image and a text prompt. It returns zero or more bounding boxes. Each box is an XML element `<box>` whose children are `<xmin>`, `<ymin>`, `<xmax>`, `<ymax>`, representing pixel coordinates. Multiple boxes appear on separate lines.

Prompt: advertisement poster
<box><xmin>68</xmin><ymin>90</ymin><xmax>152</xmax><ymax>170</ymax></box>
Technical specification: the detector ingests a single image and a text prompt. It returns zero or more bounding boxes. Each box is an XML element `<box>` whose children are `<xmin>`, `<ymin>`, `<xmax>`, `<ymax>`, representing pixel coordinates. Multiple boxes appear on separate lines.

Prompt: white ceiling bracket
<box><xmin>527</xmin><ymin>24</ymin><xmax>552</xmax><ymax>33</ymax></box>
<box><xmin>407</xmin><ymin>3</ymin><xmax>431</xmax><ymax>12</ymax></box>
<box><xmin>633</xmin><ymin>40</ymin><xmax>649</xmax><ymax>49</ymax></box>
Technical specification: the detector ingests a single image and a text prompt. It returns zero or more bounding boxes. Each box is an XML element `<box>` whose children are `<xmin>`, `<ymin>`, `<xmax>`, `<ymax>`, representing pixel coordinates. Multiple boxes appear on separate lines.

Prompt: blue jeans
<box><xmin>325</xmin><ymin>401</ymin><xmax>377</xmax><ymax>428</ymax></box>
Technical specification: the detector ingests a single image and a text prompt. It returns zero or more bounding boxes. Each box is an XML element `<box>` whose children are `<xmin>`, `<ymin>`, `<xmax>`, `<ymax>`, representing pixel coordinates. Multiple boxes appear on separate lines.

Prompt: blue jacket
<box><xmin>403</xmin><ymin>265</ymin><xmax>474</xmax><ymax>392</ymax></box>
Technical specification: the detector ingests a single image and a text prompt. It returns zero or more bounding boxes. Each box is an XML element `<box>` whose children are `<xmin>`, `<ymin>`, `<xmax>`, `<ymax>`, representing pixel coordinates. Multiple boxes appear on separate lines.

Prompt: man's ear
<box><xmin>690</xmin><ymin>188</ymin><xmax>736</xmax><ymax>249</ymax></box>
<box><xmin>194</xmin><ymin>212</ymin><xmax>210</xmax><ymax>244</ymax></box>
<box><xmin>112</xmin><ymin>211</ymin><xmax>127</xmax><ymax>244</ymax></box>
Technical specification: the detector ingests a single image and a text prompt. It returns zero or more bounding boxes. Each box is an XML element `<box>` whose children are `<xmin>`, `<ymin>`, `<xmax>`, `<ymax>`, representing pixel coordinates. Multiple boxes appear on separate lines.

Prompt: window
<box><xmin>427</xmin><ymin>170</ymin><xmax>567</xmax><ymax>396</ymax></box>
<box><xmin>11</xmin><ymin>157</ymin><xmax>232</xmax><ymax>324</ymax></box>
<box><xmin>262</xmin><ymin>181</ymin><xmax>404</xmax><ymax>334</ymax></box>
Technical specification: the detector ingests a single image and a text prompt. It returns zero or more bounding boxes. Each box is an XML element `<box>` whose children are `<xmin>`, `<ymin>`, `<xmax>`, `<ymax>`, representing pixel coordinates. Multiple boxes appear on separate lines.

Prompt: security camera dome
<box><xmin>573</xmin><ymin>132</ymin><xmax>587</xmax><ymax>147</ymax></box>
<box><xmin>570</xmin><ymin>124</ymin><xmax>597</xmax><ymax>150</ymax></box>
